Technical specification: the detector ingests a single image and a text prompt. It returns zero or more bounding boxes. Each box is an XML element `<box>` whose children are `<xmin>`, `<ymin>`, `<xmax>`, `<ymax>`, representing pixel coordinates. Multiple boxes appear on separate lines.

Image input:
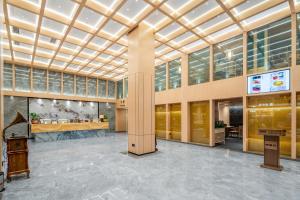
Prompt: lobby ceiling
<box><xmin>2</xmin><ymin>0</ymin><xmax>298</xmax><ymax>80</ymax></box>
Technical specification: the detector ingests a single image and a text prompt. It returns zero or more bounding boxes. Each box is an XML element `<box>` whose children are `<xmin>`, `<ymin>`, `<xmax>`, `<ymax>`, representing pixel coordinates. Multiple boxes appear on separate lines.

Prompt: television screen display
<box><xmin>247</xmin><ymin>69</ymin><xmax>290</xmax><ymax>94</ymax></box>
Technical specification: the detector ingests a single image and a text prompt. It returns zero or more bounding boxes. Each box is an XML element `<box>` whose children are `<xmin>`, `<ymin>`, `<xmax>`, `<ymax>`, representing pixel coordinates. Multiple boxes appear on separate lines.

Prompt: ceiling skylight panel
<box><xmin>61</xmin><ymin>42</ymin><xmax>80</xmax><ymax>52</ymax></box>
<box><xmin>94</xmin><ymin>69</ymin><xmax>105</xmax><ymax>75</ymax></box>
<box><xmin>144</xmin><ymin>10</ymin><xmax>169</xmax><ymax>28</ymax></box>
<box><xmin>56</xmin><ymin>52</ymin><xmax>73</xmax><ymax>60</ymax></box>
<box><xmin>24</xmin><ymin>0</ymin><xmax>41</xmax><ymax>6</ymax></box>
<box><xmin>90</xmin><ymin>36</ymin><xmax>109</xmax><ymax>47</ymax></box>
<box><xmin>114</xmin><ymin>74</ymin><xmax>125</xmax><ymax>80</ymax></box>
<box><xmin>181</xmin><ymin>39</ymin><xmax>205</xmax><ymax>51</ymax></box>
<box><xmin>112</xmin><ymin>58</ymin><xmax>126</xmax><ymax>65</ymax></box>
<box><xmin>73</xmin><ymin>56</ymin><xmax>89</xmax><ymax>64</ymax></box>
<box><xmin>39</xmin><ymin>34</ymin><xmax>59</xmax><ymax>46</ymax></box>
<box><xmin>101</xmin><ymin>19</ymin><xmax>126</xmax><ymax>37</ymax></box>
<box><xmin>67</xmin><ymin>64</ymin><xmax>81</xmax><ymax>71</ymax></box>
<box><xmin>3</xmin><ymin>49</ymin><xmax>11</xmax><ymax>57</ymax></box>
<box><xmin>41</xmin><ymin>17</ymin><xmax>67</xmax><ymax>35</ymax></box>
<box><xmin>241</xmin><ymin>2</ymin><xmax>289</xmax><ymax>26</ymax></box>
<box><xmin>14</xmin><ymin>51</ymin><xmax>32</xmax><ymax>61</ymax></box>
<box><xmin>207</xmin><ymin>24</ymin><xmax>240</xmax><ymax>40</ymax></box>
<box><xmin>196</xmin><ymin>13</ymin><xmax>230</xmax><ymax>32</ymax></box>
<box><xmin>36</xmin><ymin>47</ymin><xmax>55</xmax><ymax>56</ymax></box>
<box><xmin>52</xmin><ymin>60</ymin><xmax>66</xmax><ymax>68</ymax></box>
<box><xmin>68</xmin><ymin>28</ymin><xmax>91</xmax><ymax>42</ymax></box>
<box><xmin>232</xmin><ymin>0</ymin><xmax>267</xmax><ymax>16</ymax></box>
<box><xmin>11</xmin><ymin>27</ymin><xmax>36</xmax><ymax>40</ymax></box>
<box><xmin>182</xmin><ymin>0</ymin><xmax>219</xmax><ymax>23</ymax></box>
<box><xmin>8</xmin><ymin>5</ymin><xmax>38</xmax><ymax>26</ymax></box>
<box><xmin>92</xmin><ymin>0</ymin><xmax>119</xmax><ymax>10</ymax></box>
<box><xmin>114</xmin><ymin>67</ymin><xmax>127</xmax><ymax>73</ymax></box>
<box><xmin>81</xmin><ymin>67</ymin><xmax>94</xmax><ymax>73</ymax></box>
<box><xmin>117</xmin><ymin>0</ymin><xmax>150</xmax><ymax>22</ymax></box>
<box><xmin>163</xmin><ymin>50</ymin><xmax>180</xmax><ymax>59</ymax></box>
<box><xmin>164</xmin><ymin>0</ymin><xmax>191</xmax><ymax>11</ymax></box>
<box><xmin>77</xmin><ymin>7</ymin><xmax>104</xmax><ymax>29</ymax></box>
<box><xmin>108</xmin><ymin>43</ymin><xmax>125</xmax><ymax>53</ymax></box>
<box><xmin>34</xmin><ymin>56</ymin><xmax>50</xmax><ymax>65</ymax></box>
<box><xmin>81</xmin><ymin>48</ymin><xmax>97</xmax><ymax>57</ymax></box>
<box><xmin>12</xmin><ymin>42</ymin><xmax>33</xmax><ymax>52</ymax></box>
<box><xmin>102</xmin><ymin>65</ymin><xmax>116</xmax><ymax>71</ymax></box>
<box><xmin>171</xmin><ymin>31</ymin><xmax>194</xmax><ymax>44</ymax></box>
<box><xmin>157</xmin><ymin>22</ymin><xmax>182</xmax><ymax>37</ymax></box>
<box><xmin>45</xmin><ymin>0</ymin><xmax>79</xmax><ymax>19</ymax></box>
<box><xmin>98</xmin><ymin>53</ymin><xmax>113</xmax><ymax>60</ymax></box>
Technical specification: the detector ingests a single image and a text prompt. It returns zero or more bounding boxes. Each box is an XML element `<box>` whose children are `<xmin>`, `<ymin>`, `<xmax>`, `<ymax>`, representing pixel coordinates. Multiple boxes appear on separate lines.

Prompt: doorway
<box><xmin>215</xmin><ymin>98</ymin><xmax>243</xmax><ymax>151</ymax></box>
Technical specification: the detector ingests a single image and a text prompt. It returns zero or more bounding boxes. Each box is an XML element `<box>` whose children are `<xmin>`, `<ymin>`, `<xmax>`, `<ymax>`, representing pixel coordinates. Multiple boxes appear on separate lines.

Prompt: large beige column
<box><xmin>127</xmin><ymin>23</ymin><xmax>155</xmax><ymax>155</ymax></box>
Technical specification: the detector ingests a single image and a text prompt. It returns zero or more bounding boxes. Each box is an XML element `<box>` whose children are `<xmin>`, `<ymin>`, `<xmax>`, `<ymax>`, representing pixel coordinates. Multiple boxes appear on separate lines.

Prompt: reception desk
<box><xmin>31</xmin><ymin>122</ymin><xmax>109</xmax><ymax>133</ymax></box>
<box><xmin>31</xmin><ymin>122</ymin><xmax>110</xmax><ymax>142</ymax></box>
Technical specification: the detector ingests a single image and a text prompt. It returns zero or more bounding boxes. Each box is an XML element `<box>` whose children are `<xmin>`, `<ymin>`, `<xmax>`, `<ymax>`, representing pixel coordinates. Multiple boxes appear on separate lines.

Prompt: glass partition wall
<box><xmin>3</xmin><ymin>62</ymin><xmax>115</xmax><ymax>99</ymax></box>
<box><xmin>248</xmin><ymin>17</ymin><xmax>291</xmax><ymax>74</ymax></box>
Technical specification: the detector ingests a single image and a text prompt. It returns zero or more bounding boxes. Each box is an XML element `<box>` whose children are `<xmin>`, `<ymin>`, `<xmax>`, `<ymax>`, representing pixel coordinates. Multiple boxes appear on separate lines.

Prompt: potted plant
<box><xmin>30</xmin><ymin>112</ymin><xmax>40</xmax><ymax>124</ymax></box>
<box><xmin>103</xmin><ymin>115</ymin><xmax>109</xmax><ymax>122</ymax></box>
<box><xmin>215</xmin><ymin>120</ymin><xmax>225</xmax><ymax>133</ymax></box>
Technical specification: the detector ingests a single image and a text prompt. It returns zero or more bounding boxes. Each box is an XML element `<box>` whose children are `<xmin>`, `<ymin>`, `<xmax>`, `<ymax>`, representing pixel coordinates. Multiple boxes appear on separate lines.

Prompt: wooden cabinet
<box><xmin>7</xmin><ymin>137</ymin><xmax>30</xmax><ymax>181</ymax></box>
<box><xmin>215</xmin><ymin>128</ymin><xmax>225</xmax><ymax>144</ymax></box>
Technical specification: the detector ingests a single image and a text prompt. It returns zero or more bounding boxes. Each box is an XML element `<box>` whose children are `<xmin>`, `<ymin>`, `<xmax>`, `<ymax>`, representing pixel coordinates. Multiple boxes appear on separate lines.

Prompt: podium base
<box><xmin>260</xmin><ymin>164</ymin><xmax>283</xmax><ymax>171</ymax></box>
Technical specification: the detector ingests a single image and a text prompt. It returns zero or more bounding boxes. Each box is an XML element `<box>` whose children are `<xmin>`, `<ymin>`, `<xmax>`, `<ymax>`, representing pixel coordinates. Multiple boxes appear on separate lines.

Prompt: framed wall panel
<box><xmin>169</xmin><ymin>103</ymin><xmax>181</xmax><ymax>141</ymax></box>
<box><xmin>87</xmin><ymin>78</ymin><xmax>97</xmax><ymax>97</ymax></box>
<box><xmin>98</xmin><ymin>79</ymin><xmax>107</xmax><ymax>98</ymax></box>
<box><xmin>190</xmin><ymin>101</ymin><xmax>210</xmax><ymax>145</ymax></box>
<box><xmin>117</xmin><ymin>79</ymin><xmax>123</xmax><ymax>99</ymax></box>
<box><xmin>247</xmin><ymin>94</ymin><xmax>291</xmax><ymax>157</ymax></box>
<box><xmin>3</xmin><ymin>63</ymin><xmax>13</xmax><ymax>90</ymax></box>
<box><xmin>155</xmin><ymin>105</ymin><xmax>166</xmax><ymax>139</ymax></box>
<box><xmin>48</xmin><ymin>71</ymin><xmax>61</xmax><ymax>94</ymax></box>
<box><xmin>107</xmin><ymin>80</ymin><xmax>115</xmax><ymax>98</ymax></box>
<box><xmin>155</xmin><ymin>63</ymin><xmax>166</xmax><ymax>92</ymax></box>
<box><xmin>63</xmin><ymin>73</ymin><xmax>74</xmax><ymax>95</ymax></box>
<box><xmin>168</xmin><ymin>59</ymin><xmax>181</xmax><ymax>89</ymax></box>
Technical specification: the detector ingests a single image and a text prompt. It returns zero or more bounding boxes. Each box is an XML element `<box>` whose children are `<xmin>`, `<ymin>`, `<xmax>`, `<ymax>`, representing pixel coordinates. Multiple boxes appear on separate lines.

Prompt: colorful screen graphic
<box><xmin>247</xmin><ymin>69</ymin><xmax>290</xmax><ymax>94</ymax></box>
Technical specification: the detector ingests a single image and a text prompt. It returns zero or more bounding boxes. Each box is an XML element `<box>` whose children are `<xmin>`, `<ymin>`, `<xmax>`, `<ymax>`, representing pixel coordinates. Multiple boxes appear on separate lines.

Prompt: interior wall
<box><xmin>218</xmin><ymin>103</ymin><xmax>229</xmax><ymax>126</ymax></box>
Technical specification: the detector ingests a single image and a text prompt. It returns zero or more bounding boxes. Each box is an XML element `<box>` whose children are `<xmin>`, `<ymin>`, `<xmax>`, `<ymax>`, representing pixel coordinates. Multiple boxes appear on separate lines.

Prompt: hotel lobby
<box><xmin>0</xmin><ymin>0</ymin><xmax>300</xmax><ymax>199</ymax></box>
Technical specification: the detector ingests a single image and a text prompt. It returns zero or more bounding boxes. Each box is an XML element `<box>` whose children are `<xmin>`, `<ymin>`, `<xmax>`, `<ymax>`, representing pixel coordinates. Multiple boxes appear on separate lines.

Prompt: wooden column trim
<box><xmin>209</xmin><ymin>45</ymin><xmax>214</xmax><ymax>82</ymax></box>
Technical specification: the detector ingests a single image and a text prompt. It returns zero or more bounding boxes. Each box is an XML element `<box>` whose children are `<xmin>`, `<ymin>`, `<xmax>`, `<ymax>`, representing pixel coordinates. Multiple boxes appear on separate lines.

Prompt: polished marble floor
<box><xmin>2</xmin><ymin>133</ymin><xmax>300</xmax><ymax>200</ymax></box>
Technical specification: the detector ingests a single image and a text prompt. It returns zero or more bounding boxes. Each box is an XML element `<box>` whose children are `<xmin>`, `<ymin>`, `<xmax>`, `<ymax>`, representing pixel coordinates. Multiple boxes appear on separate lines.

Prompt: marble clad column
<box><xmin>127</xmin><ymin>23</ymin><xmax>155</xmax><ymax>155</ymax></box>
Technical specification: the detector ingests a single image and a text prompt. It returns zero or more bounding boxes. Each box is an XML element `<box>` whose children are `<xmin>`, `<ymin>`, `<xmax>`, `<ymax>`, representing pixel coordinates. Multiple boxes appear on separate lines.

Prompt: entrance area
<box><xmin>215</xmin><ymin>98</ymin><xmax>243</xmax><ymax>151</ymax></box>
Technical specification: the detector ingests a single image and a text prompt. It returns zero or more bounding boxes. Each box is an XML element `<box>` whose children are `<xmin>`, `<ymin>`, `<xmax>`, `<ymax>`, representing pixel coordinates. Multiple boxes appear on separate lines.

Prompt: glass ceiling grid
<box><xmin>3</xmin><ymin>0</ymin><xmax>294</xmax><ymax>80</ymax></box>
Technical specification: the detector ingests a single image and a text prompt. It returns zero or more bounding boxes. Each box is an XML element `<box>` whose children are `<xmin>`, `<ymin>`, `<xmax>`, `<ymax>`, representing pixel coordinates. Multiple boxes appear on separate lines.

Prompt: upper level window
<box><xmin>155</xmin><ymin>64</ymin><xmax>166</xmax><ymax>92</ymax></box>
<box><xmin>248</xmin><ymin>17</ymin><xmax>291</xmax><ymax>74</ymax></box>
<box><xmin>168</xmin><ymin>58</ymin><xmax>181</xmax><ymax>89</ymax></box>
<box><xmin>117</xmin><ymin>79</ymin><xmax>123</xmax><ymax>99</ymax></box>
<box><xmin>188</xmin><ymin>47</ymin><xmax>210</xmax><ymax>85</ymax></box>
<box><xmin>213</xmin><ymin>34</ymin><xmax>243</xmax><ymax>81</ymax></box>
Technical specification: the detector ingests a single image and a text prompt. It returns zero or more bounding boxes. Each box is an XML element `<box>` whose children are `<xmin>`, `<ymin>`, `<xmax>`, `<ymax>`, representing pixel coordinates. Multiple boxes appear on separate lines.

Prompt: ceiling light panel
<box><xmin>81</xmin><ymin>67</ymin><xmax>94</xmax><ymax>73</ymax></box>
<box><xmin>45</xmin><ymin>0</ymin><xmax>79</xmax><ymax>19</ymax></box>
<box><xmin>36</xmin><ymin>47</ymin><xmax>55</xmax><ymax>56</ymax></box>
<box><xmin>98</xmin><ymin>53</ymin><xmax>113</xmax><ymax>61</ymax></box>
<box><xmin>94</xmin><ymin>69</ymin><xmax>105</xmax><ymax>75</ymax></box>
<box><xmin>144</xmin><ymin>10</ymin><xmax>169</xmax><ymax>28</ymax></box>
<box><xmin>80</xmin><ymin>48</ymin><xmax>97</xmax><ymax>57</ymax></box>
<box><xmin>61</xmin><ymin>42</ymin><xmax>80</xmax><ymax>52</ymax></box>
<box><xmin>101</xmin><ymin>19</ymin><xmax>126</xmax><ymax>37</ymax></box>
<box><xmin>56</xmin><ymin>52</ymin><xmax>73</xmax><ymax>60</ymax></box>
<box><xmin>181</xmin><ymin>39</ymin><xmax>205</xmax><ymax>51</ymax></box>
<box><xmin>41</xmin><ymin>17</ymin><xmax>67</xmax><ymax>35</ymax></box>
<box><xmin>181</xmin><ymin>0</ymin><xmax>219</xmax><ymax>23</ymax></box>
<box><xmin>90</xmin><ymin>36</ymin><xmax>109</xmax><ymax>47</ymax></box>
<box><xmin>67</xmin><ymin>64</ymin><xmax>81</xmax><ymax>71</ymax></box>
<box><xmin>89</xmin><ymin>61</ymin><xmax>103</xmax><ymax>67</ymax></box>
<box><xmin>68</xmin><ymin>28</ymin><xmax>91</xmax><ymax>42</ymax></box>
<box><xmin>73</xmin><ymin>56</ymin><xmax>89</xmax><ymax>64</ymax></box>
<box><xmin>8</xmin><ymin>5</ymin><xmax>38</xmax><ymax>26</ymax></box>
<box><xmin>207</xmin><ymin>24</ymin><xmax>240</xmax><ymax>41</ymax></box>
<box><xmin>157</xmin><ymin>22</ymin><xmax>182</xmax><ymax>37</ymax></box>
<box><xmin>12</xmin><ymin>42</ymin><xmax>33</xmax><ymax>52</ymax></box>
<box><xmin>102</xmin><ymin>65</ymin><xmax>116</xmax><ymax>71</ymax></box>
<box><xmin>117</xmin><ymin>0</ymin><xmax>150</xmax><ymax>22</ymax></box>
<box><xmin>77</xmin><ymin>7</ymin><xmax>104</xmax><ymax>29</ymax></box>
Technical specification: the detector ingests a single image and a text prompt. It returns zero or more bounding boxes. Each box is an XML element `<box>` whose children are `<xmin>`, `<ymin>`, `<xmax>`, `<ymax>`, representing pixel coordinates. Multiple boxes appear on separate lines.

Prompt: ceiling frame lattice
<box><xmin>2</xmin><ymin>0</ymin><xmax>297</xmax><ymax>81</ymax></box>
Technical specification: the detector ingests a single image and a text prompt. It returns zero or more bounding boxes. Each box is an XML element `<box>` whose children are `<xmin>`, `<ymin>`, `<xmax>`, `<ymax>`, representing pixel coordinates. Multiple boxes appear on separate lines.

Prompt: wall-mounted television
<box><xmin>247</xmin><ymin>69</ymin><xmax>290</xmax><ymax>94</ymax></box>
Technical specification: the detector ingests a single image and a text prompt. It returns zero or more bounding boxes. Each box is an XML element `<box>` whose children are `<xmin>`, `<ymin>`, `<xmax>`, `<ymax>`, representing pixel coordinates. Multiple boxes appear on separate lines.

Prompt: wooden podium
<box><xmin>258</xmin><ymin>129</ymin><xmax>286</xmax><ymax>171</ymax></box>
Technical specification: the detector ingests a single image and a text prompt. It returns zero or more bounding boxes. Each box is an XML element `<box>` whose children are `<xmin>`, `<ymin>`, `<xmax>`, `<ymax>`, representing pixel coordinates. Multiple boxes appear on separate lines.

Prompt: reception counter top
<box><xmin>31</xmin><ymin>122</ymin><xmax>109</xmax><ymax>133</ymax></box>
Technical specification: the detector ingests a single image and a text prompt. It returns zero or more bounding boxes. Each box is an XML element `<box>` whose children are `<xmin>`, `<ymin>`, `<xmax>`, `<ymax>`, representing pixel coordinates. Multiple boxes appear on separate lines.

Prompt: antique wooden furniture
<box><xmin>258</xmin><ymin>129</ymin><xmax>286</xmax><ymax>171</ymax></box>
<box><xmin>7</xmin><ymin>137</ymin><xmax>30</xmax><ymax>181</ymax></box>
<box><xmin>31</xmin><ymin>122</ymin><xmax>109</xmax><ymax>133</ymax></box>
